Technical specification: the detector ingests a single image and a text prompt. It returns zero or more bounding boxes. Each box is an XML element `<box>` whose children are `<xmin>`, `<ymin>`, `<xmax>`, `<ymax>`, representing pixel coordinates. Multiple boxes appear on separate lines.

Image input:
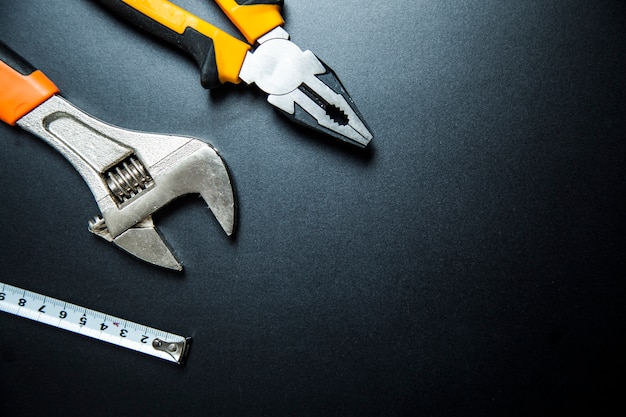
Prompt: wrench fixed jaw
<box><xmin>238</xmin><ymin>27</ymin><xmax>373</xmax><ymax>147</ymax></box>
<box><xmin>16</xmin><ymin>95</ymin><xmax>235</xmax><ymax>270</ymax></box>
<box><xmin>97</xmin><ymin>140</ymin><xmax>235</xmax><ymax>239</ymax></box>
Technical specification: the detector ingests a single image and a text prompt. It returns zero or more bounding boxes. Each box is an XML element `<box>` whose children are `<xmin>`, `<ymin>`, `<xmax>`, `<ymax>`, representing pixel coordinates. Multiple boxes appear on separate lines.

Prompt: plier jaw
<box><xmin>239</xmin><ymin>27</ymin><xmax>373</xmax><ymax>147</ymax></box>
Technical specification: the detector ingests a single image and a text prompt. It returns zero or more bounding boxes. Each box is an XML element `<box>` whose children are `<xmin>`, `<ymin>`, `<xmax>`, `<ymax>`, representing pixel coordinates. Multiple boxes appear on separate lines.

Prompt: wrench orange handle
<box><xmin>0</xmin><ymin>42</ymin><xmax>59</xmax><ymax>126</ymax></box>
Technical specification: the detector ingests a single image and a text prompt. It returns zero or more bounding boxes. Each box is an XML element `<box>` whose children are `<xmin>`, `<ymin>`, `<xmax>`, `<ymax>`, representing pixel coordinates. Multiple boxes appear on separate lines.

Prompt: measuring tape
<box><xmin>0</xmin><ymin>281</ymin><xmax>191</xmax><ymax>365</ymax></box>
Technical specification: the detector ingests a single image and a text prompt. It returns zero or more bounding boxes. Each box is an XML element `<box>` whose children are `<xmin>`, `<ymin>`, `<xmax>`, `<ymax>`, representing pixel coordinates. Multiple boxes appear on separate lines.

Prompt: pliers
<box><xmin>0</xmin><ymin>40</ymin><xmax>235</xmax><ymax>271</ymax></box>
<box><xmin>97</xmin><ymin>0</ymin><xmax>373</xmax><ymax>147</ymax></box>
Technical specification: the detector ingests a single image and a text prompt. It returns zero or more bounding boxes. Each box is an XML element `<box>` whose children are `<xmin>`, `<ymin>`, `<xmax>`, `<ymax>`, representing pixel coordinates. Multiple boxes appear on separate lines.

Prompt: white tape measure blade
<box><xmin>0</xmin><ymin>282</ymin><xmax>190</xmax><ymax>365</ymax></box>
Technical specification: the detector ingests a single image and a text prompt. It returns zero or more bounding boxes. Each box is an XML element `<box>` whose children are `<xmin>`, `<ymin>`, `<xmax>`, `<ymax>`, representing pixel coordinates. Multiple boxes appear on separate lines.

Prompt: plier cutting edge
<box><xmin>97</xmin><ymin>0</ymin><xmax>373</xmax><ymax>147</ymax></box>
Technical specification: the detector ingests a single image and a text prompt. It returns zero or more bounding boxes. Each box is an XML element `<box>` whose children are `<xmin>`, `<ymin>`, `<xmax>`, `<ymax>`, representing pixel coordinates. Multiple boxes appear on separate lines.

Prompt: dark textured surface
<box><xmin>1</xmin><ymin>1</ymin><xmax>625</xmax><ymax>416</ymax></box>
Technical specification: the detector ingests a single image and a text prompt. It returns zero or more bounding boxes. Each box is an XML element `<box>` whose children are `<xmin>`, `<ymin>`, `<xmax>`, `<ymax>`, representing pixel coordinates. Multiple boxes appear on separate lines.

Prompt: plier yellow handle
<box><xmin>101</xmin><ymin>0</ymin><xmax>283</xmax><ymax>87</ymax></box>
<box><xmin>215</xmin><ymin>0</ymin><xmax>284</xmax><ymax>44</ymax></box>
<box><xmin>98</xmin><ymin>0</ymin><xmax>373</xmax><ymax>147</ymax></box>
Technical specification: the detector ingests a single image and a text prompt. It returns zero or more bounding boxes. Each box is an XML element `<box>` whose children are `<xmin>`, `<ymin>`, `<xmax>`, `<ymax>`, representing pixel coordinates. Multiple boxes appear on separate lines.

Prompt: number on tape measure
<box><xmin>0</xmin><ymin>282</ymin><xmax>191</xmax><ymax>365</ymax></box>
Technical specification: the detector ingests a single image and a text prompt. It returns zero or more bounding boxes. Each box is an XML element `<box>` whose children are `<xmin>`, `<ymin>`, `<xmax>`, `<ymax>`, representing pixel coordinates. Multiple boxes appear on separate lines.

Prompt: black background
<box><xmin>1</xmin><ymin>1</ymin><xmax>625</xmax><ymax>416</ymax></box>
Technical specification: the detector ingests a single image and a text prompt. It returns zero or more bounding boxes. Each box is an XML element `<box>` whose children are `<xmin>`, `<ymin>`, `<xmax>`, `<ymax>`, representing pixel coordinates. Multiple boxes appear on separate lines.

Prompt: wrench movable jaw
<box><xmin>90</xmin><ymin>215</ymin><xmax>182</xmax><ymax>270</ymax></box>
<box><xmin>17</xmin><ymin>95</ymin><xmax>235</xmax><ymax>270</ymax></box>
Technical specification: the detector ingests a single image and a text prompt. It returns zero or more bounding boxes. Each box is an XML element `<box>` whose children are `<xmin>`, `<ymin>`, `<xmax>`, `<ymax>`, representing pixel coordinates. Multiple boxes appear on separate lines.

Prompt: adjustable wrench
<box><xmin>0</xmin><ymin>41</ymin><xmax>235</xmax><ymax>270</ymax></box>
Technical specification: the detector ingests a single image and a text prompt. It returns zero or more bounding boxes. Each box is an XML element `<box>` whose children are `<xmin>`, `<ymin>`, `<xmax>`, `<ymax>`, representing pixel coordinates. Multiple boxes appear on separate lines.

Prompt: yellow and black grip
<box><xmin>214</xmin><ymin>0</ymin><xmax>284</xmax><ymax>44</ymax></box>
<box><xmin>97</xmin><ymin>0</ymin><xmax>255</xmax><ymax>89</ymax></box>
<box><xmin>0</xmin><ymin>41</ymin><xmax>59</xmax><ymax>126</ymax></box>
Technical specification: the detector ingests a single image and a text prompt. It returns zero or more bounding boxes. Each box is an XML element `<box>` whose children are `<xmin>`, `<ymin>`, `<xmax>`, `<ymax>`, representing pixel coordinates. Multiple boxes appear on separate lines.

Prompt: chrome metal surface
<box><xmin>17</xmin><ymin>95</ymin><xmax>235</xmax><ymax>270</ymax></box>
<box><xmin>152</xmin><ymin>337</ymin><xmax>191</xmax><ymax>364</ymax></box>
<box><xmin>239</xmin><ymin>27</ymin><xmax>373</xmax><ymax>147</ymax></box>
